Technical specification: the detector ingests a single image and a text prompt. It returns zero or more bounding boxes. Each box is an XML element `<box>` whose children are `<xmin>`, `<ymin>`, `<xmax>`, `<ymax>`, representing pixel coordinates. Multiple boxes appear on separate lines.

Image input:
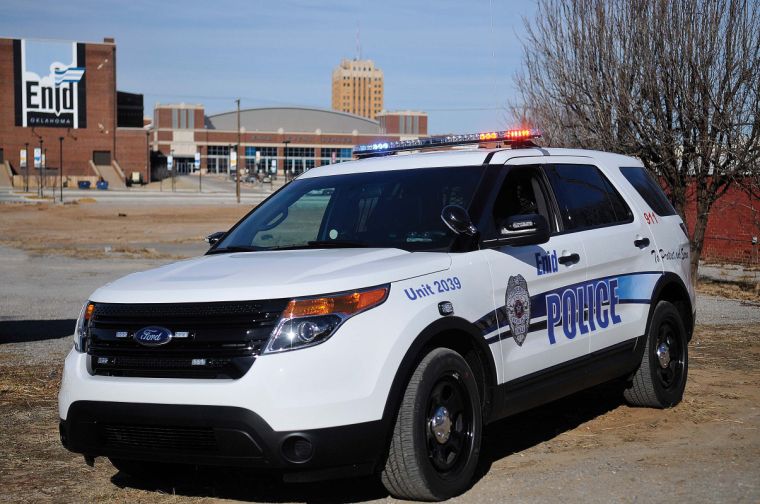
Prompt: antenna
<box><xmin>355</xmin><ymin>21</ymin><xmax>362</xmax><ymax>60</ymax></box>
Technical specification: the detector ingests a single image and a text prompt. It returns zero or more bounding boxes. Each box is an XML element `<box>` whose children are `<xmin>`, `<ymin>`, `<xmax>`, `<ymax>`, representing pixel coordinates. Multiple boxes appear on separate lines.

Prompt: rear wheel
<box><xmin>381</xmin><ymin>348</ymin><xmax>482</xmax><ymax>501</ymax></box>
<box><xmin>624</xmin><ymin>300</ymin><xmax>688</xmax><ymax>408</ymax></box>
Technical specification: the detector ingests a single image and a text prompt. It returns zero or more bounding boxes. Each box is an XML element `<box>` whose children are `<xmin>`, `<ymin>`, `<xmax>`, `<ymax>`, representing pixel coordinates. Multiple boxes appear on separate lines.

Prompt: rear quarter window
<box><xmin>544</xmin><ymin>164</ymin><xmax>633</xmax><ymax>232</ymax></box>
<box><xmin>619</xmin><ymin>166</ymin><xmax>677</xmax><ymax>216</ymax></box>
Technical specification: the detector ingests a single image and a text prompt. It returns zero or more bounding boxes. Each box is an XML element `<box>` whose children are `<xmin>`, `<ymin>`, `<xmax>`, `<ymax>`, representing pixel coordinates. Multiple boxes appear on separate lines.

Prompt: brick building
<box><xmin>0</xmin><ymin>37</ymin><xmax>147</xmax><ymax>189</ymax></box>
<box><xmin>377</xmin><ymin>110</ymin><xmax>428</xmax><ymax>138</ymax></box>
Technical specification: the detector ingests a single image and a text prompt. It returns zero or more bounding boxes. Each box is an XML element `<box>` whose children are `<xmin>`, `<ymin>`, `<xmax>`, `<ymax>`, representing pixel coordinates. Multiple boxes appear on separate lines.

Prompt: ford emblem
<box><xmin>133</xmin><ymin>326</ymin><xmax>173</xmax><ymax>347</ymax></box>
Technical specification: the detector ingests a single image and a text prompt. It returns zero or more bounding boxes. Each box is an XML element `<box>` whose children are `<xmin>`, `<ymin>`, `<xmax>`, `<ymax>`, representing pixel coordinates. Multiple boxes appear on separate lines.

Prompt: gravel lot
<box><xmin>1</xmin><ymin>203</ymin><xmax>758</xmax><ymax>503</ymax></box>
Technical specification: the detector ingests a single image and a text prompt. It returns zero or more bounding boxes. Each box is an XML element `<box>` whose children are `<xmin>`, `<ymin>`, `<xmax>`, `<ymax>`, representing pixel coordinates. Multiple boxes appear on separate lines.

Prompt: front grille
<box><xmin>87</xmin><ymin>300</ymin><xmax>288</xmax><ymax>379</ymax></box>
<box><xmin>101</xmin><ymin>424</ymin><xmax>217</xmax><ymax>452</ymax></box>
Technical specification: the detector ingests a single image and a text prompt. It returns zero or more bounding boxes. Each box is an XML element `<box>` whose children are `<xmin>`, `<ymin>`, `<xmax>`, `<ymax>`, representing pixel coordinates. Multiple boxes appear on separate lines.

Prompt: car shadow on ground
<box><xmin>0</xmin><ymin>319</ymin><xmax>75</xmax><ymax>344</ymax></box>
<box><xmin>109</xmin><ymin>380</ymin><xmax>628</xmax><ymax>502</ymax></box>
<box><xmin>475</xmin><ymin>380</ymin><xmax>627</xmax><ymax>480</ymax></box>
<box><xmin>111</xmin><ymin>470</ymin><xmax>388</xmax><ymax>503</ymax></box>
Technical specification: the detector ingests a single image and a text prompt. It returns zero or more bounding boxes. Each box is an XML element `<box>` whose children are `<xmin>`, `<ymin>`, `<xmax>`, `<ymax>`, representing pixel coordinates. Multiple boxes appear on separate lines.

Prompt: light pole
<box><xmin>38</xmin><ymin>138</ymin><xmax>44</xmax><ymax>198</ymax></box>
<box><xmin>23</xmin><ymin>142</ymin><xmax>29</xmax><ymax>192</ymax></box>
<box><xmin>170</xmin><ymin>149</ymin><xmax>175</xmax><ymax>192</ymax></box>
<box><xmin>145</xmin><ymin>129</ymin><xmax>151</xmax><ymax>184</ymax></box>
<box><xmin>43</xmin><ymin>148</ymin><xmax>48</xmax><ymax>197</ymax></box>
<box><xmin>201</xmin><ymin>126</ymin><xmax>208</xmax><ymax>193</ymax></box>
<box><xmin>283</xmin><ymin>139</ymin><xmax>291</xmax><ymax>181</ymax></box>
<box><xmin>235</xmin><ymin>98</ymin><xmax>241</xmax><ymax>204</ymax></box>
<box><xmin>59</xmin><ymin>136</ymin><xmax>64</xmax><ymax>203</ymax></box>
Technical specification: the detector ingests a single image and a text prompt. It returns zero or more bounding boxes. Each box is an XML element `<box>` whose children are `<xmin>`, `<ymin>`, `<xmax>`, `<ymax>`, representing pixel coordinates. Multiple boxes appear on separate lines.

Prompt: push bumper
<box><xmin>59</xmin><ymin>401</ymin><xmax>387</xmax><ymax>481</ymax></box>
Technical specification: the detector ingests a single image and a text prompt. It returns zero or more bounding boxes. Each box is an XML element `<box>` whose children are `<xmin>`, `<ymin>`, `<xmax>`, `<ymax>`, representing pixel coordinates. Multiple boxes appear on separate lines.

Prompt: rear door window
<box><xmin>544</xmin><ymin>164</ymin><xmax>633</xmax><ymax>232</ymax></box>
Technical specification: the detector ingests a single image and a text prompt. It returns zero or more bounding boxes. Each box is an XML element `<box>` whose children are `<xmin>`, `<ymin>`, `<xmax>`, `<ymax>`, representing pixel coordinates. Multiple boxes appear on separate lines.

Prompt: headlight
<box><xmin>73</xmin><ymin>302</ymin><xmax>94</xmax><ymax>353</ymax></box>
<box><xmin>264</xmin><ymin>285</ymin><xmax>389</xmax><ymax>354</ymax></box>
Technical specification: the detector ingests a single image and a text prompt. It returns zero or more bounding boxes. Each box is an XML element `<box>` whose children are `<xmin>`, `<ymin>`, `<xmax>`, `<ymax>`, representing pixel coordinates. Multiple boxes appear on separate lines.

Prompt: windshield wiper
<box><xmin>306</xmin><ymin>240</ymin><xmax>368</xmax><ymax>248</ymax></box>
<box><xmin>207</xmin><ymin>245</ymin><xmax>263</xmax><ymax>254</ymax></box>
<box><xmin>208</xmin><ymin>241</ymin><xmax>367</xmax><ymax>254</ymax></box>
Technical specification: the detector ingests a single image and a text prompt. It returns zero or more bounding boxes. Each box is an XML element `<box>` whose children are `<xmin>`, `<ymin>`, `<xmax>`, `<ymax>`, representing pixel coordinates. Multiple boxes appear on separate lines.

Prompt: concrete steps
<box><xmin>94</xmin><ymin>163</ymin><xmax>126</xmax><ymax>189</ymax></box>
<box><xmin>0</xmin><ymin>161</ymin><xmax>13</xmax><ymax>188</ymax></box>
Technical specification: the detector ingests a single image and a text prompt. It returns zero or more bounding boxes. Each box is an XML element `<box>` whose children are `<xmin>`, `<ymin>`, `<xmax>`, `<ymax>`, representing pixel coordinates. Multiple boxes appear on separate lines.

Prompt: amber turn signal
<box><xmin>284</xmin><ymin>286</ymin><xmax>389</xmax><ymax>318</ymax></box>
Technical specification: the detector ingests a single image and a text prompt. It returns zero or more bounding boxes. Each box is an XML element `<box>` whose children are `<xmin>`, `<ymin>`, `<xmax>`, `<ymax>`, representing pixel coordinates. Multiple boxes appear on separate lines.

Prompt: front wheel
<box><xmin>381</xmin><ymin>348</ymin><xmax>482</xmax><ymax>501</ymax></box>
<box><xmin>624</xmin><ymin>300</ymin><xmax>688</xmax><ymax>408</ymax></box>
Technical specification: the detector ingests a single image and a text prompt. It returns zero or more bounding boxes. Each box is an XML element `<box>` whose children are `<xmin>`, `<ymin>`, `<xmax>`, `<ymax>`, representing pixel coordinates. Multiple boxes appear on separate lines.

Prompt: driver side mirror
<box><xmin>206</xmin><ymin>231</ymin><xmax>225</xmax><ymax>245</ymax></box>
<box><xmin>441</xmin><ymin>205</ymin><xmax>478</xmax><ymax>236</ymax></box>
<box><xmin>497</xmin><ymin>214</ymin><xmax>550</xmax><ymax>246</ymax></box>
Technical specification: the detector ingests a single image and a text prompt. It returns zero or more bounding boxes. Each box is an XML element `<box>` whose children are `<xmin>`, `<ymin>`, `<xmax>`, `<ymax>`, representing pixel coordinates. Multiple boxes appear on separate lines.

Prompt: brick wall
<box><xmin>684</xmin><ymin>183</ymin><xmax>759</xmax><ymax>265</ymax></box>
<box><xmin>115</xmin><ymin>129</ymin><xmax>150</xmax><ymax>179</ymax></box>
<box><xmin>0</xmin><ymin>38</ymin><xmax>147</xmax><ymax>183</ymax></box>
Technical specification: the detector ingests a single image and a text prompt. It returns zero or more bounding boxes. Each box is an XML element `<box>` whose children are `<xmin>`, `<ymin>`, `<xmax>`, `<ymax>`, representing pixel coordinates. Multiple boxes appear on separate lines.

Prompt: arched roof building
<box><xmin>152</xmin><ymin>104</ymin><xmax>419</xmax><ymax>176</ymax></box>
<box><xmin>207</xmin><ymin>107</ymin><xmax>381</xmax><ymax>135</ymax></box>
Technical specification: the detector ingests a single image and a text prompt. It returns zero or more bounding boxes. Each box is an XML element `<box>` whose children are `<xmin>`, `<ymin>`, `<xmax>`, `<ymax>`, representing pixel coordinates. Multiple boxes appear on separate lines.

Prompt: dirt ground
<box><xmin>0</xmin><ymin>203</ymin><xmax>759</xmax><ymax>502</ymax></box>
<box><xmin>0</xmin><ymin>202</ymin><xmax>249</xmax><ymax>260</ymax></box>
<box><xmin>1</xmin><ymin>325</ymin><xmax>757</xmax><ymax>503</ymax></box>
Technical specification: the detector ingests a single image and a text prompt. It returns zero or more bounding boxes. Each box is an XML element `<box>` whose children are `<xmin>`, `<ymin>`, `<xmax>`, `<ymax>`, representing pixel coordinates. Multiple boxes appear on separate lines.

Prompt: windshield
<box><xmin>214</xmin><ymin>166</ymin><xmax>486</xmax><ymax>253</ymax></box>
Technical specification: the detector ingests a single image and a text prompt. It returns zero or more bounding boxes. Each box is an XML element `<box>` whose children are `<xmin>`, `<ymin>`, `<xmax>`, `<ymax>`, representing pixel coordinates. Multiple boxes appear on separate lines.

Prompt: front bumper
<box><xmin>59</xmin><ymin>401</ymin><xmax>386</xmax><ymax>481</ymax></box>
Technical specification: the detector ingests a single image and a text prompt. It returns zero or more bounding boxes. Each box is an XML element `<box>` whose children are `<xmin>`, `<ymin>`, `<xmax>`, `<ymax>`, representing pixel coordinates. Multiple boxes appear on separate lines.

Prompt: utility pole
<box><xmin>59</xmin><ymin>136</ymin><xmax>64</xmax><ymax>203</ymax></box>
<box><xmin>235</xmin><ymin>98</ymin><xmax>241</xmax><ymax>204</ymax></box>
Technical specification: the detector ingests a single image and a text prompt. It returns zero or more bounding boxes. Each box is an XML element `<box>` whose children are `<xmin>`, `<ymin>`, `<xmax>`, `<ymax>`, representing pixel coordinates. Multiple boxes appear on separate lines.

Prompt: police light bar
<box><xmin>354</xmin><ymin>128</ymin><xmax>541</xmax><ymax>158</ymax></box>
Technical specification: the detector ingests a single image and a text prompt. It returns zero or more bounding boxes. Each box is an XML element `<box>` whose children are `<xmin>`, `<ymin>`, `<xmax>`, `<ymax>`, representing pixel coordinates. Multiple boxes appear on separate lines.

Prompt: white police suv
<box><xmin>59</xmin><ymin>129</ymin><xmax>694</xmax><ymax>501</ymax></box>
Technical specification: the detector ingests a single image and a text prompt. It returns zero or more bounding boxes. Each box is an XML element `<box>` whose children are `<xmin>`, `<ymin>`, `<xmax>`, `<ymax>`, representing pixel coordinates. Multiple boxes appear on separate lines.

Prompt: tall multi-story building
<box><xmin>331</xmin><ymin>59</ymin><xmax>383</xmax><ymax>120</ymax></box>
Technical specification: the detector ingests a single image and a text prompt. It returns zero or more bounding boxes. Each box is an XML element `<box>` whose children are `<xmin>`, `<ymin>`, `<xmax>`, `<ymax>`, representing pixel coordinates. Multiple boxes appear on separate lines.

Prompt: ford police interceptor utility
<box><xmin>59</xmin><ymin>129</ymin><xmax>694</xmax><ymax>501</ymax></box>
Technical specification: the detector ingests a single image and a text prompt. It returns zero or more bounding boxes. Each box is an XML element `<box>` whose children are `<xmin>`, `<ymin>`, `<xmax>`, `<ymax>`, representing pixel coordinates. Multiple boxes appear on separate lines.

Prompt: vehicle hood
<box><xmin>89</xmin><ymin>248</ymin><xmax>451</xmax><ymax>303</ymax></box>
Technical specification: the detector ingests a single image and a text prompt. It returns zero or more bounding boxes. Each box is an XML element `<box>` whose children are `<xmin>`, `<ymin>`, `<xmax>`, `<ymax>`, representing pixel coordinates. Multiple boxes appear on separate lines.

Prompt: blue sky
<box><xmin>3</xmin><ymin>0</ymin><xmax>538</xmax><ymax>134</ymax></box>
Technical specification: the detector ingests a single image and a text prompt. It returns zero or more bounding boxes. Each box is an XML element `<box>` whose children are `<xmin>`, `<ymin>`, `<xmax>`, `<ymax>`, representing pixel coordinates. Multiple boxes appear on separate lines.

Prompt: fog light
<box><xmin>282</xmin><ymin>435</ymin><xmax>314</xmax><ymax>463</ymax></box>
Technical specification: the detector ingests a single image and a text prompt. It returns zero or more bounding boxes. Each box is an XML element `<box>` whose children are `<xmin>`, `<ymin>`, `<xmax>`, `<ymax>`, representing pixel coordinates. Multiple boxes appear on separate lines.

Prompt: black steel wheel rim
<box><xmin>425</xmin><ymin>372</ymin><xmax>474</xmax><ymax>475</ymax></box>
<box><xmin>655</xmin><ymin>320</ymin><xmax>683</xmax><ymax>389</ymax></box>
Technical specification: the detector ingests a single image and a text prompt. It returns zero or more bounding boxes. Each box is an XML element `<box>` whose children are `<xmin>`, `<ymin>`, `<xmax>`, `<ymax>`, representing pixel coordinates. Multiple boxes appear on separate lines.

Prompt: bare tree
<box><xmin>514</xmin><ymin>0</ymin><xmax>760</xmax><ymax>278</ymax></box>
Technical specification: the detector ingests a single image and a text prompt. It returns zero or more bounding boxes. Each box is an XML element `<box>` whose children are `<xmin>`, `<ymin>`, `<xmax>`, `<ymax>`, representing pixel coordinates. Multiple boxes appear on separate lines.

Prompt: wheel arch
<box><xmin>649</xmin><ymin>273</ymin><xmax>694</xmax><ymax>342</ymax></box>
<box><xmin>380</xmin><ymin>316</ymin><xmax>498</xmax><ymax>430</ymax></box>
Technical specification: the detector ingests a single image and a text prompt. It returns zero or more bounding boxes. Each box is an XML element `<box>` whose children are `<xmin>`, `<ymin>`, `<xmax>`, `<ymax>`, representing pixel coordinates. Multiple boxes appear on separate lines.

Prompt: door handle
<box><xmin>634</xmin><ymin>237</ymin><xmax>650</xmax><ymax>248</ymax></box>
<box><xmin>558</xmin><ymin>252</ymin><xmax>580</xmax><ymax>265</ymax></box>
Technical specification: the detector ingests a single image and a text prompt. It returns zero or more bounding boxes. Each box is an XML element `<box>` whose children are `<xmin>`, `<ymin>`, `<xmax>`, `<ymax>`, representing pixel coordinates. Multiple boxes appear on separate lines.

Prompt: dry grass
<box><xmin>0</xmin><ymin>240</ymin><xmax>181</xmax><ymax>260</ymax></box>
<box><xmin>0</xmin><ymin>364</ymin><xmax>60</xmax><ymax>408</ymax></box>
<box><xmin>690</xmin><ymin>324</ymin><xmax>760</xmax><ymax>371</ymax></box>
<box><xmin>696</xmin><ymin>278</ymin><xmax>760</xmax><ymax>303</ymax></box>
<box><xmin>0</xmin><ymin>203</ymin><xmax>249</xmax><ymax>260</ymax></box>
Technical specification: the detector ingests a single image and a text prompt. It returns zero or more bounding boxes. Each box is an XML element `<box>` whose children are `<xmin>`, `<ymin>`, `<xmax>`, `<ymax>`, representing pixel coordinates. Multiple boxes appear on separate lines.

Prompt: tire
<box><xmin>381</xmin><ymin>348</ymin><xmax>482</xmax><ymax>501</ymax></box>
<box><xmin>624</xmin><ymin>300</ymin><xmax>688</xmax><ymax>408</ymax></box>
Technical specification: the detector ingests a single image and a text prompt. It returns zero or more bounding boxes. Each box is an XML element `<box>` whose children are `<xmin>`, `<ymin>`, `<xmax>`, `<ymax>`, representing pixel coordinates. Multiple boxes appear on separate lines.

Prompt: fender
<box><xmin>380</xmin><ymin>316</ymin><xmax>498</xmax><ymax>430</ymax></box>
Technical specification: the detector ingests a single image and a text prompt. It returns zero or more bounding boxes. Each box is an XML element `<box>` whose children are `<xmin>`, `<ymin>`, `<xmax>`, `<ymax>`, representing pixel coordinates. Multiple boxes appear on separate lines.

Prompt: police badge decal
<box><xmin>506</xmin><ymin>274</ymin><xmax>531</xmax><ymax>346</ymax></box>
